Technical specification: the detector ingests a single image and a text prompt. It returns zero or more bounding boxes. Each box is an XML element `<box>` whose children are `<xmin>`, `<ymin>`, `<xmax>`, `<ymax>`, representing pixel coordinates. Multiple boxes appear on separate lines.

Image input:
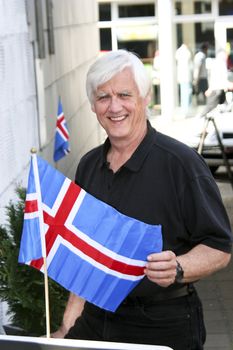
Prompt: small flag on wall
<box><xmin>53</xmin><ymin>98</ymin><xmax>70</xmax><ymax>162</ymax></box>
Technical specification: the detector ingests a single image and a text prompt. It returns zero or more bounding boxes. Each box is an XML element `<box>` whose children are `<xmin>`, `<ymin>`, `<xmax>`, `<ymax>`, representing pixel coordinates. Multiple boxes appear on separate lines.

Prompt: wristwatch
<box><xmin>175</xmin><ymin>260</ymin><xmax>184</xmax><ymax>283</ymax></box>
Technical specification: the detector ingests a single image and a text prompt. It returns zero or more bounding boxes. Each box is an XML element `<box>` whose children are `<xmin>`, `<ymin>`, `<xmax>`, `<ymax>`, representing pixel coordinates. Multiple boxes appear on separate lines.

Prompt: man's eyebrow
<box><xmin>119</xmin><ymin>90</ymin><xmax>132</xmax><ymax>95</ymax></box>
<box><xmin>96</xmin><ymin>91</ymin><xmax>109</xmax><ymax>98</ymax></box>
<box><xmin>95</xmin><ymin>90</ymin><xmax>133</xmax><ymax>98</ymax></box>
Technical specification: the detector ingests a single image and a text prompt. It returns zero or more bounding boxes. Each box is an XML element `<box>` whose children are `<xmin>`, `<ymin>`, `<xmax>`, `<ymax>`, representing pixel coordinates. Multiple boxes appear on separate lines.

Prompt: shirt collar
<box><xmin>100</xmin><ymin>121</ymin><xmax>156</xmax><ymax>172</ymax></box>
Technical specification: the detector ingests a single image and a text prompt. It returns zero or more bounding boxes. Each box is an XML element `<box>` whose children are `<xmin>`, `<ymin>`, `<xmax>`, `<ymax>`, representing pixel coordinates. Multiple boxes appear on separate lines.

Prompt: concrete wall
<box><xmin>0</xmin><ymin>0</ymin><xmax>39</xmax><ymax>224</ymax></box>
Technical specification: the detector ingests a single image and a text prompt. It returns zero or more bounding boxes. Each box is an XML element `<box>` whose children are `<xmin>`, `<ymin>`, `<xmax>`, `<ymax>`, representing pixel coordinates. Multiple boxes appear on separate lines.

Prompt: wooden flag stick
<box><xmin>30</xmin><ymin>148</ymin><xmax>51</xmax><ymax>338</ymax></box>
<box><xmin>43</xmin><ymin>257</ymin><xmax>51</xmax><ymax>338</ymax></box>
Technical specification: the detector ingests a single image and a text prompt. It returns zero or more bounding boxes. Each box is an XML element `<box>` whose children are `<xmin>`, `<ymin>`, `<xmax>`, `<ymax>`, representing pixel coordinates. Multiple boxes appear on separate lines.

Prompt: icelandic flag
<box><xmin>53</xmin><ymin>98</ymin><xmax>70</xmax><ymax>162</ymax></box>
<box><xmin>19</xmin><ymin>155</ymin><xmax>163</xmax><ymax>312</ymax></box>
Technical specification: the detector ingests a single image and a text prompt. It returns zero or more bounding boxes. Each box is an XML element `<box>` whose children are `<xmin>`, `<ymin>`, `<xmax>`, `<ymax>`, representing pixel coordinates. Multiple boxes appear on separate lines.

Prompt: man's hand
<box><xmin>227</xmin><ymin>81</ymin><xmax>233</xmax><ymax>91</ymax></box>
<box><xmin>204</xmin><ymin>88</ymin><xmax>212</xmax><ymax>97</ymax></box>
<box><xmin>145</xmin><ymin>250</ymin><xmax>177</xmax><ymax>287</ymax></box>
<box><xmin>50</xmin><ymin>293</ymin><xmax>85</xmax><ymax>339</ymax></box>
<box><xmin>145</xmin><ymin>245</ymin><xmax>231</xmax><ymax>288</ymax></box>
<box><xmin>51</xmin><ymin>324</ymin><xmax>68</xmax><ymax>338</ymax></box>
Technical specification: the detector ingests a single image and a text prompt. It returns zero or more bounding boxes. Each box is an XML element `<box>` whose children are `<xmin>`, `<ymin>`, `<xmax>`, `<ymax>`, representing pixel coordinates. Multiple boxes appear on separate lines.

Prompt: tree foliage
<box><xmin>0</xmin><ymin>187</ymin><xmax>68</xmax><ymax>336</ymax></box>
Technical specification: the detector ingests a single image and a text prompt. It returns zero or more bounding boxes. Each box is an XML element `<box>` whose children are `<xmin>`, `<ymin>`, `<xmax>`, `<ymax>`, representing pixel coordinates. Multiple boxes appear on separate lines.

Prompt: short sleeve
<box><xmin>181</xmin><ymin>175</ymin><xmax>232</xmax><ymax>253</ymax></box>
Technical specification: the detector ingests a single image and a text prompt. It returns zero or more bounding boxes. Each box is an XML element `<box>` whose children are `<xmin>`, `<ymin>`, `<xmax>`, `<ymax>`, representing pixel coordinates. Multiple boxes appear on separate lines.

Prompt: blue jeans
<box><xmin>65</xmin><ymin>289</ymin><xmax>206</xmax><ymax>350</ymax></box>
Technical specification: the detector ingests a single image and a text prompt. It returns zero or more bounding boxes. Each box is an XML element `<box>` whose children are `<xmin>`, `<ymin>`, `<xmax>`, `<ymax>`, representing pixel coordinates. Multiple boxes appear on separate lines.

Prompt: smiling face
<box><xmin>92</xmin><ymin>68</ymin><xmax>149</xmax><ymax>145</ymax></box>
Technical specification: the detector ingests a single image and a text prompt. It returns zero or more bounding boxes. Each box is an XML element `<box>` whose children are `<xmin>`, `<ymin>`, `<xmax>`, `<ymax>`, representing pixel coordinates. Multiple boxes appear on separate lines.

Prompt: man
<box><xmin>175</xmin><ymin>43</ymin><xmax>193</xmax><ymax>117</ymax></box>
<box><xmin>193</xmin><ymin>43</ymin><xmax>209</xmax><ymax>105</ymax></box>
<box><xmin>198</xmin><ymin>49</ymin><xmax>233</xmax><ymax>118</ymax></box>
<box><xmin>53</xmin><ymin>50</ymin><xmax>232</xmax><ymax>349</ymax></box>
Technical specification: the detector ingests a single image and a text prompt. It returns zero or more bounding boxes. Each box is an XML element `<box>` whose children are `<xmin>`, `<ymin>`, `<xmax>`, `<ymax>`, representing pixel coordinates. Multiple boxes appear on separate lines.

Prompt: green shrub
<box><xmin>0</xmin><ymin>187</ymin><xmax>68</xmax><ymax>336</ymax></box>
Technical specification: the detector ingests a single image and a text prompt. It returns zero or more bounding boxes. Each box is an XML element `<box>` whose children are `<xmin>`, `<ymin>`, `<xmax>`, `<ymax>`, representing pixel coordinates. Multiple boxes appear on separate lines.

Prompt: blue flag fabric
<box><xmin>19</xmin><ymin>156</ymin><xmax>163</xmax><ymax>311</ymax></box>
<box><xmin>53</xmin><ymin>98</ymin><xmax>70</xmax><ymax>162</ymax></box>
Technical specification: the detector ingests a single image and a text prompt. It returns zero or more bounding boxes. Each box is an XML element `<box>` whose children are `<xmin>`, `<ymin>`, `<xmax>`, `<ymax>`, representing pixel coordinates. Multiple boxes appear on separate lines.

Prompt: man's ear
<box><xmin>91</xmin><ymin>104</ymin><xmax>96</xmax><ymax>113</ymax></box>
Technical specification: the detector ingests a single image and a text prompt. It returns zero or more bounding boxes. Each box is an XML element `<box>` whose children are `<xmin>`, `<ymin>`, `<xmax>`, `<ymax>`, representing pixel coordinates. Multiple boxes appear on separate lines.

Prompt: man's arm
<box><xmin>145</xmin><ymin>244</ymin><xmax>231</xmax><ymax>287</ymax></box>
<box><xmin>52</xmin><ymin>293</ymin><xmax>85</xmax><ymax>338</ymax></box>
<box><xmin>52</xmin><ymin>245</ymin><xmax>230</xmax><ymax>338</ymax></box>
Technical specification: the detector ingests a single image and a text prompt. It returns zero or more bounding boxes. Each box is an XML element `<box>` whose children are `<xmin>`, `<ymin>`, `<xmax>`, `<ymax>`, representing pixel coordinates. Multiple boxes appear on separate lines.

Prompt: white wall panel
<box><xmin>0</xmin><ymin>0</ymin><xmax>100</xmax><ymax>215</ymax></box>
<box><xmin>0</xmin><ymin>0</ymin><xmax>38</xmax><ymax>224</ymax></box>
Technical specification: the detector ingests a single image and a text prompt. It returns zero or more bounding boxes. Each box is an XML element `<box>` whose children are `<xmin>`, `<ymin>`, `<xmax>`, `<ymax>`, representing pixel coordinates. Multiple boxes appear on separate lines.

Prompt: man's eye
<box><xmin>119</xmin><ymin>93</ymin><xmax>130</xmax><ymax>98</ymax></box>
<box><xmin>97</xmin><ymin>95</ymin><xmax>108</xmax><ymax>100</ymax></box>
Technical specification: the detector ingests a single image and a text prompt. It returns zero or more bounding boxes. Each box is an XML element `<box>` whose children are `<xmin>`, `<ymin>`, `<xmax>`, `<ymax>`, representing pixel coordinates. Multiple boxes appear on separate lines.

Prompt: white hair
<box><xmin>86</xmin><ymin>50</ymin><xmax>151</xmax><ymax>105</ymax></box>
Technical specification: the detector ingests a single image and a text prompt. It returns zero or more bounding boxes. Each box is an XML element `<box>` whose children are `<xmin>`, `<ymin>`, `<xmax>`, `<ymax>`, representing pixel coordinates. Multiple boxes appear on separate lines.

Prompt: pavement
<box><xmin>150</xmin><ymin>111</ymin><xmax>233</xmax><ymax>350</ymax></box>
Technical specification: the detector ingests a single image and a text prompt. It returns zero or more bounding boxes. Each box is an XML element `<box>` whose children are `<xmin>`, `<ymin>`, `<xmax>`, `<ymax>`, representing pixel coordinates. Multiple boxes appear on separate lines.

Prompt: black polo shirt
<box><xmin>75</xmin><ymin>121</ymin><xmax>232</xmax><ymax>296</ymax></box>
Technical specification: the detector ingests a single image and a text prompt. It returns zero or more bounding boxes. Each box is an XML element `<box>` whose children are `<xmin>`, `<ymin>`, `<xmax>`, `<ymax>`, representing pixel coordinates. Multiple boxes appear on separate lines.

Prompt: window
<box><xmin>175</xmin><ymin>0</ymin><xmax>211</xmax><ymax>15</ymax></box>
<box><xmin>118</xmin><ymin>4</ymin><xmax>155</xmax><ymax>18</ymax></box>
<box><xmin>219</xmin><ymin>0</ymin><xmax>233</xmax><ymax>15</ymax></box>
<box><xmin>175</xmin><ymin>21</ymin><xmax>215</xmax><ymax>56</ymax></box>
<box><xmin>99</xmin><ymin>3</ymin><xmax>111</xmax><ymax>21</ymax></box>
<box><xmin>99</xmin><ymin>28</ymin><xmax>112</xmax><ymax>51</ymax></box>
<box><xmin>117</xmin><ymin>40</ymin><xmax>155</xmax><ymax>59</ymax></box>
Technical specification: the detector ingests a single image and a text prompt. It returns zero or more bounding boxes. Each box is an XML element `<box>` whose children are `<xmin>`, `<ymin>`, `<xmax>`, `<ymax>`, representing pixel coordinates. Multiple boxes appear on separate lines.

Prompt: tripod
<box><xmin>197</xmin><ymin>114</ymin><xmax>233</xmax><ymax>190</ymax></box>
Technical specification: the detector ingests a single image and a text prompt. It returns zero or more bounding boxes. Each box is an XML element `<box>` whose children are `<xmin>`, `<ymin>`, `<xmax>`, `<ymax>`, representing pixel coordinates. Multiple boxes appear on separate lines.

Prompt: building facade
<box><xmin>98</xmin><ymin>0</ymin><xmax>233</xmax><ymax>116</ymax></box>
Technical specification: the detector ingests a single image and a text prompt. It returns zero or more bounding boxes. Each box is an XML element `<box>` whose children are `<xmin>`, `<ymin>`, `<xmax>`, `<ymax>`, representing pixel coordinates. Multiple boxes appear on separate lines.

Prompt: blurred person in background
<box><xmin>198</xmin><ymin>49</ymin><xmax>233</xmax><ymax>118</ymax></box>
<box><xmin>193</xmin><ymin>43</ymin><xmax>209</xmax><ymax>105</ymax></box>
<box><xmin>175</xmin><ymin>43</ymin><xmax>193</xmax><ymax>117</ymax></box>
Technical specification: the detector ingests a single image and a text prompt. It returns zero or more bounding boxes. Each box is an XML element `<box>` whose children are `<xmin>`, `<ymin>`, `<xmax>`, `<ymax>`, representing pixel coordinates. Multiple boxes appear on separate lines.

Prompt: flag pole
<box><xmin>42</xmin><ymin>257</ymin><xmax>51</xmax><ymax>338</ymax></box>
<box><xmin>30</xmin><ymin>148</ymin><xmax>51</xmax><ymax>338</ymax></box>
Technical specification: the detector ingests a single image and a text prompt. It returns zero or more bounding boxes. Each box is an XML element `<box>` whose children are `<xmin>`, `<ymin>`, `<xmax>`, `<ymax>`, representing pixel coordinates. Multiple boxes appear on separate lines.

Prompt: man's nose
<box><xmin>108</xmin><ymin>96</ymin><xmax>122</xmax><ymax>113</ymax></box>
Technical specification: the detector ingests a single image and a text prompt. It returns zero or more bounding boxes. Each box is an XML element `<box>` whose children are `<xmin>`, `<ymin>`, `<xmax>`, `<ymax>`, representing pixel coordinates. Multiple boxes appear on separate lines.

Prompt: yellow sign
<box><xmin>117</xmin><ymin>25</ymin><xmax>158</xmax><ymax>41</ymax></box>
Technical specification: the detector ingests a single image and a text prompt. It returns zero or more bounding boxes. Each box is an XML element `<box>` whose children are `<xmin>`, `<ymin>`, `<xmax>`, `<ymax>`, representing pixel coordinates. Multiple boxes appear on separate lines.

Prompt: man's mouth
<box><xmin>109</xmin><ymin>115</ymin><xmax>127</xmax><ymax>122</ymax></box>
